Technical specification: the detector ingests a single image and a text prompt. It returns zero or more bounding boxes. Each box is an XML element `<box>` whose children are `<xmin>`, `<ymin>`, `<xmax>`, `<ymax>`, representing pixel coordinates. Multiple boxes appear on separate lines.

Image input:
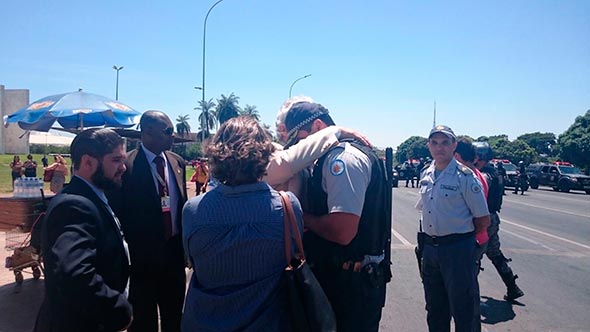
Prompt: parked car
<box><xmin>491</xmin><ymin>159</ymin><xmax>519</xmax><ymax>188</ymax></box>
<box><xmin>527</xmin><ymin>162</ymin><xmax>590</xmax><ymax>194</ymax></box>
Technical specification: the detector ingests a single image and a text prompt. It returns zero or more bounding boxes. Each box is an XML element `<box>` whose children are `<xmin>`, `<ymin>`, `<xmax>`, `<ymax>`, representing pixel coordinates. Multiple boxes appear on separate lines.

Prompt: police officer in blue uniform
<box><xmin>416</xmin><ymin>125</ymin><xmax>491</xmax><ymax>332</ymax></box>
<box><xmin>283</xmin><ymin>101</ymin><xmax>391</xmax><ymax>332</ymax></box>
<box><xmin>473</xmin><ymin>142</ymin><xmax>524</xmax><ymax>301</ymax></box>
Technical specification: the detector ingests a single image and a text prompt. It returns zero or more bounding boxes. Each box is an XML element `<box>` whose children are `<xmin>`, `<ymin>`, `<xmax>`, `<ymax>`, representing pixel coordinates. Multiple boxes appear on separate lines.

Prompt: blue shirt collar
<box><xmin>74</xmin><ymin>175</ymin><xmax>109</xmax><ymax>206</ymax></box>
<box><xmin>141</xmin><ymin>143</ymin><xmax>165</xmax><ymax>163</ymax></box>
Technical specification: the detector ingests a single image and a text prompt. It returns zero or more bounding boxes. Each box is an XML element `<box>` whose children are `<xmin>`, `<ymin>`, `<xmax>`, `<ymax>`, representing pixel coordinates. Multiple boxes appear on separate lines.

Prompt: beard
<box><xmin>92</xmin><ymin>163</ymin><xmax>122</xmax><ymax>191</ymax></box>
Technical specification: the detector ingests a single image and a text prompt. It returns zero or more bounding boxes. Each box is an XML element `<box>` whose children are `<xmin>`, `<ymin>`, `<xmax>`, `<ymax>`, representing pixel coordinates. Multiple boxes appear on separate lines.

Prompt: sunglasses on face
<box><xmin>162</xmin><ymin>127</ymin><xmax>174</xmax><ymax>136</ymax></box>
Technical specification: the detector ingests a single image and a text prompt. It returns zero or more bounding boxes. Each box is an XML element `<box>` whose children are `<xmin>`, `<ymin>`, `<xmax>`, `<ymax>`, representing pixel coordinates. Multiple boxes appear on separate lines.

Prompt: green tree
<box><xmin>241</xmin><ymin>104</ymin><xmax>260</xmax><ymax>122</ymax></box>
<box><xmin>175</xmin><ymin>114</ymin><xmax>191</xmax><ymax>137</ymax></box>
<box><xmin>558</xmin><ymin>110</ymin><xmax>590</xmax><ymax>173</ymax></box>
<box><xmin>517</xmin><ymin>132</ymin><xmax>556</xmax><ymax>156</ymax></box>
<box><xmin>396</xmin><ymin>136</ymin><xmax>428</xmax><ymax>163</ymax></box>
<box><xmin>502</xmin><ymin>139</ymin><xmax>537</xmax><ymax>164</ymax></box>
<box><xmin>195</xmin><ymin>98</ymin><xmax>217</xmax><ymax>139</ymax></box>
<box><xmin>215</xmin><ymin>93</ymin><xmax>241</xmax><ymax>125</ymax></box>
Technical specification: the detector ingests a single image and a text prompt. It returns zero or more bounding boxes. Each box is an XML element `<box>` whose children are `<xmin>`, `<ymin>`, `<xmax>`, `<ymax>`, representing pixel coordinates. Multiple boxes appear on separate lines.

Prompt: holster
<box><xmin>416</xmin><ymin>232</ymin><xmax>426</xmax><ymax>277</ymax></box>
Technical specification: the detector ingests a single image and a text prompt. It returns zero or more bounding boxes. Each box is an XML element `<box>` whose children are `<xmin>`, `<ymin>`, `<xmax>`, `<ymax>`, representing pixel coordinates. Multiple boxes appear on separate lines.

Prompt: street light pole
<box><xmin>289</xmin><ymin>74</ymin><xmax>312</xmax><ymax>98</ymax></box>
<box><xmin>112</xmin><ymin>65</ymin><xmax>124</xmax><ymax>100</ymax></box>
<box><xmin>202</xmin><ymin>0</ymin><xmax>225</xmax><ymax>140</ymax></box>
<box><xmin>194</xmin><ymin>86</ymin><xmax>206</xmax><ymax>142</ymax></box>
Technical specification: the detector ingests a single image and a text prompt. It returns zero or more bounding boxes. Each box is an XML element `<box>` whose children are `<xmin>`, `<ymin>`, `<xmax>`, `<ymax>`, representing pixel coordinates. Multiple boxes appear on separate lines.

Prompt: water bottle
<box><xmin>13</xmin><ymin>178</ymin><xmax>22</xmax><ymax>197</ymax></box>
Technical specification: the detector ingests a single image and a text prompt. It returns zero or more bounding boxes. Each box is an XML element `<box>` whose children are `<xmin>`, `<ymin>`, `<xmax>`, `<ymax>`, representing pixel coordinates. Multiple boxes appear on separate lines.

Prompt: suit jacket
<box><xmin>34</xmin><ymin>176</ymin><xmax>132</xmax><ymax>332</ymax></box>
<box><xmin>110</xmin><ymin>148</ymin><xmax>187</xmax><ymax>268</ymax></box>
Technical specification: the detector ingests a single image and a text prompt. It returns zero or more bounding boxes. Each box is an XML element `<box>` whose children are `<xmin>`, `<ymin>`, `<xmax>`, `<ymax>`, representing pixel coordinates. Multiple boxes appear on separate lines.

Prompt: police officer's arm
<box><xmin>264</xmin><ymin>127</ymin><xmax>340</xmax><ymax>186</ymax></box>
<box><xmin>305</xmin><ymin>212</ymin><xmax>360</xmax><ymax>245</ymax></box>
<box><xmin>264</xmin><ymin>126</ymin><xmax>372</xmax><ymax>186</ymax></box>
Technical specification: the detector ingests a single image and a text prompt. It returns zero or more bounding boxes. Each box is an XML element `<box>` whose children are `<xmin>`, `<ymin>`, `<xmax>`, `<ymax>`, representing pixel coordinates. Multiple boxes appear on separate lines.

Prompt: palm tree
<box><xmin>215</xmin><ymin>93</ymin><xmax>241</xmax><ymax>125</ymax></box>
<box><xmin>241</xmin><ymin>104</ymin><xmax>260</xmax><ymax>122</ymax></box>
<box><xmin>194</xmin><ymin>98</ymin><xmax>217</xmax><ymax>138</ymax></box>
<box><xmin>175</xmin><ymin>114</ymin><xmax>191</xmax><ymax>137</ymax></box>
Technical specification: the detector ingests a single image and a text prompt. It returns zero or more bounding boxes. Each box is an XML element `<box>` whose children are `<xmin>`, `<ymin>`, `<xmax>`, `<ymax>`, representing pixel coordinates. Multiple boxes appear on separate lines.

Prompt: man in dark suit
<box><xmin>110</xmin><ymin>110</ymin><xmax>187</xmax><ymax>332</ymax></box>
<box><xmin>34</xmin><ymin>128</ymin><xmax>132</xmax><ymax>332</ymax></box>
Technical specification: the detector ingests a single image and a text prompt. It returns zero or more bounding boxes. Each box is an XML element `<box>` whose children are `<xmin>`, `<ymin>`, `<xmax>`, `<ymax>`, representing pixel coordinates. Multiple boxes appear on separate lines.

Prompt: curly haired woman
<box><xmin>182</xmin><ymin>116</ymin><xmax>303</xmax><ymax>332</ymax></box>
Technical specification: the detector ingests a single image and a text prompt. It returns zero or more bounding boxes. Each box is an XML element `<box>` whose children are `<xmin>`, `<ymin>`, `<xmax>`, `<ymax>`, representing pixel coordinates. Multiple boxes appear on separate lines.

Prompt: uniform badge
<box><xmin>471</xmin><ymin>183</ymin><xmax>481</xmax><ymax>193</ymax></box>
<box><xmin>330</xmin><ymin>159</ymin><xmax>346</xmax><ymax>176</ymax></box>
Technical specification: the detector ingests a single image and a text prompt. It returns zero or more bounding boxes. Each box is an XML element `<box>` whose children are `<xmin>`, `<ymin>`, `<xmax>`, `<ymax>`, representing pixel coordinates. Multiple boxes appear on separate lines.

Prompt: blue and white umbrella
<box><xmin>3</xmin><ymin>90</ymin><xmax>141</xmax><ymax>132</ymax></box>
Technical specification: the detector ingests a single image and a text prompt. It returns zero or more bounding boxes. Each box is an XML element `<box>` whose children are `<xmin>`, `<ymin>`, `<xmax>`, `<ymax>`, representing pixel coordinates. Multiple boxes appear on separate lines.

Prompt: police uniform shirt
<box><xmin>416</xmin><ymin>157</ymin><xmax>489</xmax><ymax>237</ymax></box>
<box><xmin>320</xmin><ymin>142</ymin><xmax>371</xmax><ymax>216</ymax></box>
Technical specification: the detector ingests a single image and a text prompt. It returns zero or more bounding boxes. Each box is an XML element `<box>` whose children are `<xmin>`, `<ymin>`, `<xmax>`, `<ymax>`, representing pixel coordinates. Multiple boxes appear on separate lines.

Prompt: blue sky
<box><xmin>1</xmin><ymin>0</ymin><xmax>588</xmax><ymax>148</ymax></box>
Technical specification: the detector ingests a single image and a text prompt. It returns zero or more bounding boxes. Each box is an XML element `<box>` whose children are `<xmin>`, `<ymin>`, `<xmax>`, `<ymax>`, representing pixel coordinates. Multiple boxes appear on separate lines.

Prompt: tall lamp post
<box><xmin>194</xmin><ymin>86</ymin><xmax>205</xmax><ymax>142</ymax></box>
<box><xmin>201</xmin><ymin>0</ymin><xmax>225</xmax><ymax>140</ymax></box>
<box><xmin>112</xmin><ymin>65</ymin><xmax>124</xmax><ymax>100</ymax></box>
<box><xmin>289</xmin><ymin>74</ymin><xmax>312</xmax><ymax>97</ymax></box>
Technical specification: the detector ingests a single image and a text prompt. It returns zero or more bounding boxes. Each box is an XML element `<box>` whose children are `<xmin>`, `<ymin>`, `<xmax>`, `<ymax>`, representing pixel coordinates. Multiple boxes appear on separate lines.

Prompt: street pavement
<box><xmin>1</xmin><ymin>183</ymin><xmax>589</xmax><ymax>332</ymax></box>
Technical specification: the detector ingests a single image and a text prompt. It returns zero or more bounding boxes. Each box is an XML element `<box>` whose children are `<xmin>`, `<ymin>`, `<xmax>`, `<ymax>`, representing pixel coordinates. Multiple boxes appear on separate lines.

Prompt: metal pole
<box><xmin>113</xmin><ymin>65</ymin><xmax>124</xmax><ymax>100</ymax></box>
<box><xmin>289</xmin><ymin>74</ymin><xmax>312</xmax><ymax>98</ymax></box>
<box><xmin>202</xmin><ymin>0</ymin><xmax>225</xmax><ymax>141</ymax></box>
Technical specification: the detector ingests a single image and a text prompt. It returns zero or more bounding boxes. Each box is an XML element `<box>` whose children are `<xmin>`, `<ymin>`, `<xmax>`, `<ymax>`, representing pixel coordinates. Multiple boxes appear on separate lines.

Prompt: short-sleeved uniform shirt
<box><xmin>320</xmin><ymin>142</ymin><xmax>372</xmax><ymax>217</ymax></box>
<box><xmin>415</xmin><ymin>158</ymin><xmax>489</xmax><ymax>237</ymax></box>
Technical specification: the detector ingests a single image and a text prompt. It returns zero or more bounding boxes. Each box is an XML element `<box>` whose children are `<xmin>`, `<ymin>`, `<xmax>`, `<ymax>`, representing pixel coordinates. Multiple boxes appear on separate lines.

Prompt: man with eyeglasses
<box><xmin>109</xmin><ymin>110</ymin><xmax>187</xmax><ymax>332</ymax></box>
<box><xmin>415</xmin><ymin>125</ymin><xmax>490</xmax><ymax>332</ymax></box>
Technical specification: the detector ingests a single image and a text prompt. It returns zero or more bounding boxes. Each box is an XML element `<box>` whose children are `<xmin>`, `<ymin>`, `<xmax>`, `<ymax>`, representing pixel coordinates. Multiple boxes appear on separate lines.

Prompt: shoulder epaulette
<box><xmin>457</xmin><ymin>164</ymin><xmax>473</xmax><ymax>175</ymax></box>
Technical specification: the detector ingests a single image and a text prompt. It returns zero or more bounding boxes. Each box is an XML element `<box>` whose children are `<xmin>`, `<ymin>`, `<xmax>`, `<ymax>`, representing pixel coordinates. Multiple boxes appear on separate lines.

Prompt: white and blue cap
<box><xmin>429</xmin><ymin>125</ymin><xmax>456</xmax><ymax>140</ymax></box>
<box><xmin>284</xmin><ymin>102</ymin><xmax>330</xmax><ymax>147</ymax></box>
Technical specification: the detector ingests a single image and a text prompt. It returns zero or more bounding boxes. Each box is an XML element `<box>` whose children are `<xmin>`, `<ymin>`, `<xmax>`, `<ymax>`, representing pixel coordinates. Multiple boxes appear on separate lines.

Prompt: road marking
<box><xmin>500</xmin><ymin>228</ymin><xmax>556</xmax><ymax>251</ymax></box>
<box><xmin>504</xmin><ymin>199</ymin><xmax>589</xmax><ymax>218</ymax></box>
<box><xmin>503</xmin><ymin>218</ymin><xmax>590</xmax><ymax>250</ymax></box>
<box><xmin>392</xmin><ymin>228</ymin><xmax>413</xmax><ymax>247</ymax></box>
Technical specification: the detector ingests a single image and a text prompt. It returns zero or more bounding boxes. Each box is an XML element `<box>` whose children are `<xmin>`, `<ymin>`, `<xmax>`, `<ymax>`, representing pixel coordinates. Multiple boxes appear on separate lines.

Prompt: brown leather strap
<box><xmin>279</xmin><ymin>191</ymin><xmax>305</xmax><ymax>268</ymax></box>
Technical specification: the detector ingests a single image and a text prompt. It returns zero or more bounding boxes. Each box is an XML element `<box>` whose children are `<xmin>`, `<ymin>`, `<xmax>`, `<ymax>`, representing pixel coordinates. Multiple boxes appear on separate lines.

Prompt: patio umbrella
<box><xmin>3</xmin><ymin>89</ymin><xmax>141</xmax><ymax>132</ymax></box>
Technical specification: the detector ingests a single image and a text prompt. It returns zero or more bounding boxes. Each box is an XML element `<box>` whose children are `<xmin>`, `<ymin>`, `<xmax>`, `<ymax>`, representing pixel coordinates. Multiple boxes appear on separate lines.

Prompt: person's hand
<box><xmin>475</xmin><ymin>231</ymin><xmax>489</xmax><ymax>246</ymax></box>
<box><xmin>337</xmin><ymin>126</ymin><xmax>373</xmax><ymax>147</ymax></box>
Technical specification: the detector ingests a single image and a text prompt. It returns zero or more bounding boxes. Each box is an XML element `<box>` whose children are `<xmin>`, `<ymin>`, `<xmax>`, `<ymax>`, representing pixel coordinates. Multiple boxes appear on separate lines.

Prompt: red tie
<box><xmin>154</xmin><ymin>156</ymin><xmax>172</xmax><ymax>241</ymax></box>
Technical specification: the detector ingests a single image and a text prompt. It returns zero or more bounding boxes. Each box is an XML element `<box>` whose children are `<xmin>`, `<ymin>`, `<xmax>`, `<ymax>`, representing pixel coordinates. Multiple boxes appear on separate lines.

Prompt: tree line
<box><xmin>395</xmin><ymin>110</ymin><xmax>590</xmax><ymax>174</ymax></box>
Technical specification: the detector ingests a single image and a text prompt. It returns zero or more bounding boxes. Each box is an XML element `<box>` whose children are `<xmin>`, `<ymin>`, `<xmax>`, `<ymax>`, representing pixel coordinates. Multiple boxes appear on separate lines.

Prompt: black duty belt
<box><xmin>422</xmin><ymin>231</ymin><xmax>474</xmax><ymax>246</ymax></box>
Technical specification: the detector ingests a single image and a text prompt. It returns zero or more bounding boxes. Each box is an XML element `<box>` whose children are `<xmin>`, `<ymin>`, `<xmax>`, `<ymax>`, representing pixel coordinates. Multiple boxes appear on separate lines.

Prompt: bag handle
<box><xmin>279</xmin><ymin>191</ymin><xmax>305</xmax><ymax>268</ymax></box>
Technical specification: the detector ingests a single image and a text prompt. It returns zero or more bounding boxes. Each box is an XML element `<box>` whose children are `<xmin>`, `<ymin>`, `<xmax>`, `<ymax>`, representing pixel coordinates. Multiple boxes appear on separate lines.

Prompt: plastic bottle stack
<box><xmin>13</xmin><ymin>177</ymin><xmax>43</xmax><ymax>198</ymax></box>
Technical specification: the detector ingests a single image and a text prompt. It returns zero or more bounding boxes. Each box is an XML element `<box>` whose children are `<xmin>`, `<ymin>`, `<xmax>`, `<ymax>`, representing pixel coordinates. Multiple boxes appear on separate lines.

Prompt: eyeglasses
<box><xmin>162</xmin><ymin>127</ymin><xmax>174</xmax><ymax>136</ymax></box>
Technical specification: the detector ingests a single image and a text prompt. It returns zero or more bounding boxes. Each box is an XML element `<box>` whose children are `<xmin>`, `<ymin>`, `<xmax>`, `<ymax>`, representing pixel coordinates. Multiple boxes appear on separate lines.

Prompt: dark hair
<box><xmin>455</xmin><ymin>138</ymin><xmax>476</xmax><ymax>163</ymax></box>
<box><xmin>205</xmin><ymin>116</ymin><xmax>276</xmax><ymax>186</ymax></box>
<box><xmin>70</xmin><ymin>128</ymin><xmax>125</xmax><ymax>170</ymax></box>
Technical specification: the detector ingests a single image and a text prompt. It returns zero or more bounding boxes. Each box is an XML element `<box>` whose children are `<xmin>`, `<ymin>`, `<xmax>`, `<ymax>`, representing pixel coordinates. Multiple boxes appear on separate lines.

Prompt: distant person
<box><xmin>513</xmin><ymin>161</ymin><xmax>528</xmax><ymax>195</ymax></box>
<box><xmin>23</xmin><ymin>154</ymin><xmax>38</xmax><ymax>178</ymax></box>
<box><xmin>182</xmin><ymin>116</ymin><xmax>301</xmax><ymax>331</ymax></box>
<box><xmin>33</xmin><ymin>128</ymin><xmax>132</xmax><ymax>332</ymax></box>
<box><xmin>189</xmin><ymin>159</ymin><xmax>208</xmax><ymax>195</ymax></box>
<box><xmin>44</xmin><ymin>155</ymin><xmax>69</xmax><ymax>193</ymax></box>
<box><xmin>41</xmin><ymin>155</ymin><xmax>49</xmax><ymax>168</ymax></box>
<box><xmin>496</xmin><ymin>162</ymin><xmax>507</xmax><ymax>195</ymax></box>
<box><xmin>405</xmin><ymin>160</ymin><xmax>417</xmax><ymax>188</ymax></box>
<box><xmin>9</xmin><ymin>155</ymin><xmax>23</xmax><ymax>190</ymax></box>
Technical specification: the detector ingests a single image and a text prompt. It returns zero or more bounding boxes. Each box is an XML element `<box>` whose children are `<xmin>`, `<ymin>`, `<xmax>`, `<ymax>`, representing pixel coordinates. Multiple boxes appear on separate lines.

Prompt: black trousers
<box><xmin>421</xmin><ymin>235</ymin><xmax>480</xmax><ymax>332</ymax></box>
<box><xmin>128</xmin><ymin>235</ymin><xmax>186</xmax><ymax>332</ymax></box>
<box><xmin>313</xmin><ymin>266</ymin><xmax>386</xmax><ymax>332</ymax></box>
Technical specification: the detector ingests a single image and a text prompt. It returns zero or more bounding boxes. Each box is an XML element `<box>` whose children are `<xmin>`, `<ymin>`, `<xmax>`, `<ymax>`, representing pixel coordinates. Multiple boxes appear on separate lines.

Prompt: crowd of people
<box><xmin>30</xmin><ymin>97</ymin><xmax>524</xmax><ymax>332</ymax></box>
<box><xmin>8</xmin><ymin>154</ymin><xmax>69</xmax><ymax>193</ymax></box>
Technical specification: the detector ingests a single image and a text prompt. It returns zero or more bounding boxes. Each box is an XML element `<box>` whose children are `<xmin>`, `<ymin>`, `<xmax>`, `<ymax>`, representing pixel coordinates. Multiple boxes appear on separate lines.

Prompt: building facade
<box><xmin>1</xmin><ymin>85</ymin><xmax>30</xmax><ymax>154</ymax></box>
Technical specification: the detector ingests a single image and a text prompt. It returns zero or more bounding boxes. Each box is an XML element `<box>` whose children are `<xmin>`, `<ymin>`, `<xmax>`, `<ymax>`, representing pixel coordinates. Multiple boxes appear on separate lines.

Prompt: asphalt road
<box><xmin>382</xmin><ymin>186</ymin><xmax>590</xmax><ymax>332</ymax></box>
<box><xmin>1</xmin><ymin>185</ymin><xmax>588</xmax><ymax>332</ymax></box>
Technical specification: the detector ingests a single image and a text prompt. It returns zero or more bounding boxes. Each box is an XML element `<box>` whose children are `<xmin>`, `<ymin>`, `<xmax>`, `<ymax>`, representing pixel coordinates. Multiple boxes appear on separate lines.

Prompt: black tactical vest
<box><xmin>482</xmin><ymin>164</ymin><xmax>503</xmax><ymax>213</ymax></box>
<box><xmin>304</xmin><ymin>140</ymin><xmax>389</xmax><ymax>267</ymax></box>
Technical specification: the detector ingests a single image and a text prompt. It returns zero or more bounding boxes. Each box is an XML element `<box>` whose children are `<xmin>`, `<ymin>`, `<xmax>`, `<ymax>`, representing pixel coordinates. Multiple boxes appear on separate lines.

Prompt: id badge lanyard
<box><xmin>154</xmin><ymin>168</ymin><xmax>171</xmax><ymax>213</ymax></box>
